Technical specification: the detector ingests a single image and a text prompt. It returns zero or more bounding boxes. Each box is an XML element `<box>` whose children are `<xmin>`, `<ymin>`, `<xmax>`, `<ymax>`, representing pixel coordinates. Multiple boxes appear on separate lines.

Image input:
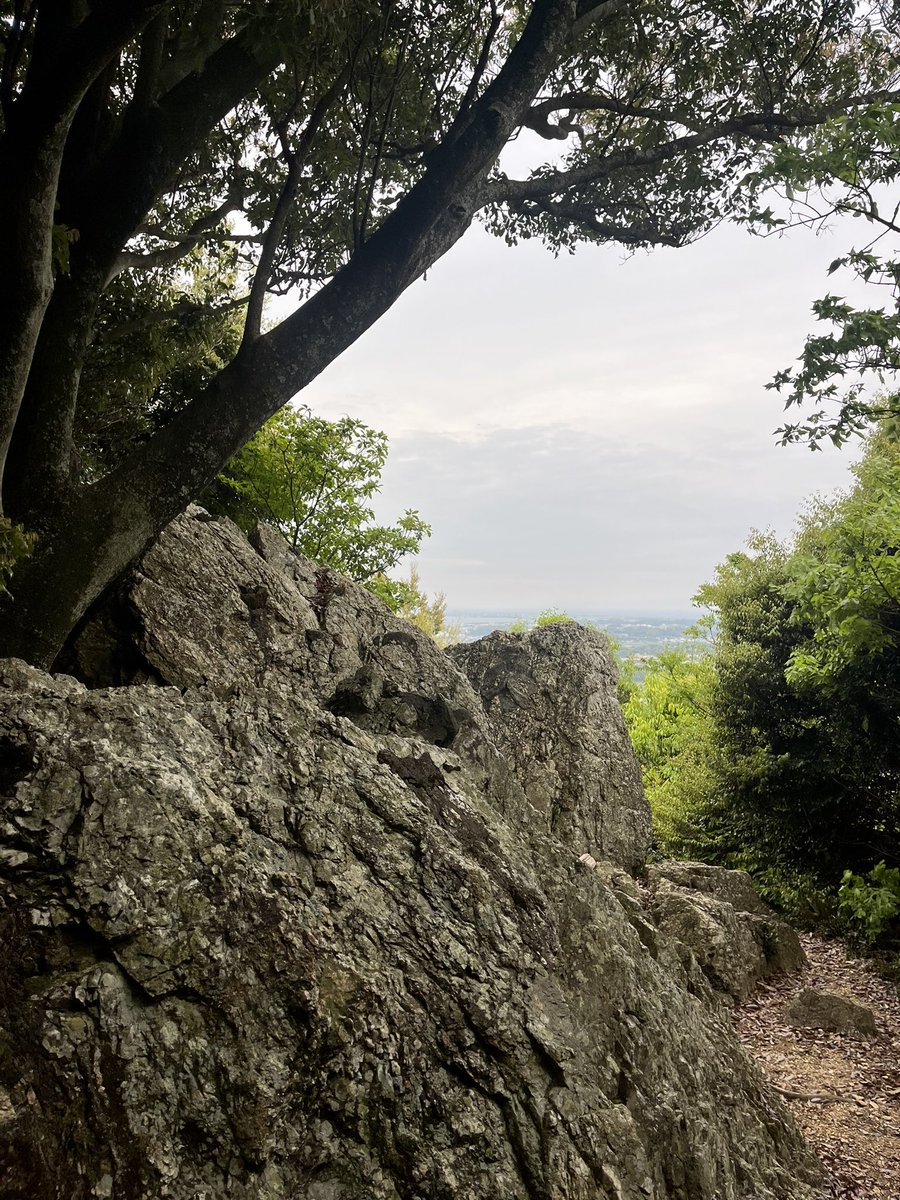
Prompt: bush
<box><xmin>839</xmin><ymin>862</ymin><xmax>900</xmax><ymax>944</ymax></box>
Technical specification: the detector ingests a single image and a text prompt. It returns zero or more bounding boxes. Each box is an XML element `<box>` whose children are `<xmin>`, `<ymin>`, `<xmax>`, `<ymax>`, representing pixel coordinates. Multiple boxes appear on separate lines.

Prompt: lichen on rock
<box><xmin>0</xmin><ymin>510</ymin><xmax>826</xmax><ymax>1198</ymax></box>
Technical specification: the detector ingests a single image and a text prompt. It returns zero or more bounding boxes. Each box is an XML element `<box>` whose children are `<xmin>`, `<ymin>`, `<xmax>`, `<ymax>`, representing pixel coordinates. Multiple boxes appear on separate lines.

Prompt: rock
<box><xmin>648</xmin><ymin>861</ymin><xmax>771</xmax><ymax>916</ymax></box>
<box><xmin>448</xmin><ymin>625</ymin><xmax>652</xmax><ymax>870</ymax></box>
<box><xmin>647</xmin><ymin>863</ymin><xmax>807</xmax><ymax>1003</ymax></box>
<box><xmin>0</xmin><ymin>510</ymin><xmax>826</xmax><ymax>1199</ymax></box>
<box><xmin>786</xmin><ymin>988</ymin><xmax>878</xmax><ymax>1037</ymax></box>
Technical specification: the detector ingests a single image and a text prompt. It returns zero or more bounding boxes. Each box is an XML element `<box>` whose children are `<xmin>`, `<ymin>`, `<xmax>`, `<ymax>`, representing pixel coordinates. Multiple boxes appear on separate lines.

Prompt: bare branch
<box><xmin>243</xmin><ymin>62</ymin><xmax>352</xmax><ymax>344</ymax></box>
<box><xmin>109</xmin><ymin>181</ymin><xmax>249</xmax><ymax>282</ymax></box>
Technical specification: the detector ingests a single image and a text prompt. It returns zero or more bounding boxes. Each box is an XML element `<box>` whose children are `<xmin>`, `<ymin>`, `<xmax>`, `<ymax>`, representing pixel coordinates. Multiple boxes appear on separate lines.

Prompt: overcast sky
<box><xmin>301</xmin><ymin>213</ymin><xmax>866</xmax><ymax>614</ymax></box>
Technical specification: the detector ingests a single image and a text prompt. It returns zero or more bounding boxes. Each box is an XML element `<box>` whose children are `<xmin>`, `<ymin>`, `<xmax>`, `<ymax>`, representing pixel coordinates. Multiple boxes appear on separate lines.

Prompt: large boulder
<box><xmin>646</xmin><ymin>863</ymin><xmax>807</xmax><ymax>1003</ymax></box>
<box><xmin>0</xmin><ymin>510</ymin><xmax>825</xmax><ymax>1199</ymax></box>
<box><xmin>448</xmin><ymin>625</ymin><xmax>651</xmax><ymax>871</ymax></box>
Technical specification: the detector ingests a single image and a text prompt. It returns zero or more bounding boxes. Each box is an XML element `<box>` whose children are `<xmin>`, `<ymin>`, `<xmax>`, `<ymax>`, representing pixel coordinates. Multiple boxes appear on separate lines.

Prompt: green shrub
<box><xmin>534</xmin><ymin>608</ymin><xmax>574</xmax><ymax>627</ymax></box>
<box><xmin>839</xmin><ymin>861</ymin><xmax>900</xmax><ymax>943</ymax></box>
<box><xmin>508</xmin><ymin>609</ymin><xmax>575</xmax><ymax>633</ymax></box>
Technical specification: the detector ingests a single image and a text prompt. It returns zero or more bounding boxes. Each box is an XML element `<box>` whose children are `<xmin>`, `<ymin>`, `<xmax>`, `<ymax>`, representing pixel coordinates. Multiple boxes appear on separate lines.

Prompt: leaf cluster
<box><xmin>210</xmin><ymin>405</ymin><xmax>429</xmax><ymax>584</ymax></box>
<box><xmin>839</xmin><ymin>861</ymin><xmax>900</xmax><ymax>944</ymax></box>
<box><xmin>742</xmin><ymin>103</ymin><xmax>900</xmax><ymax>445</ymax></box>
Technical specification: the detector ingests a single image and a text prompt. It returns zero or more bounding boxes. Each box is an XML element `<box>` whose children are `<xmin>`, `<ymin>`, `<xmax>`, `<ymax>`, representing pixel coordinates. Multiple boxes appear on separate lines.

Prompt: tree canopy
<box><xmin>2</xmin><ymin>0</ymin><xmax>899</xmax><ymax>666</ymax></box>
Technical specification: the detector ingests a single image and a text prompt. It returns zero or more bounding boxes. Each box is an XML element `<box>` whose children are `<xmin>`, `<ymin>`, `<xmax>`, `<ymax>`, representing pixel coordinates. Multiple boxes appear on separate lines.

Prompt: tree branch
<box><xmin>572</xmin><ymin>0</ymin><xmax>629</xmax><ymax>39</ymax></box>
<box><xmin>523</xmin><ymin>91</ymin><xmax>700</xmax><ymax>139</ymax></box>
<box><xmin>489</xmin><ymin>93</ymin><xmax>900</xmax><ymax>208</ymax></box>
<box><xmin>3</xmin><ymin>12</ymin><xmax>285</xmax><ymax>521</ymax></box>
<box><xmin>109</xmin><ymin>182</ymin><xmax>249</xmax><ymax>282</ymax></box>
<box><xmin>243</xmin><ymin>63</ymin><xmax>352</xmax><ymax>344</ymax></box>
<box><xmin>0</xmin><ymin>0</ymin><xmax>170</xmax><ymax>514</ymax></box>
<box><xmin>529</xmin><ymin>195</ymin><xmax>684</xmax><ymax>244</ymax></box>
<box><xmin>88</xmin><ymin>0</ymin><xmax>586</xmax><ymax>534</ymax></box>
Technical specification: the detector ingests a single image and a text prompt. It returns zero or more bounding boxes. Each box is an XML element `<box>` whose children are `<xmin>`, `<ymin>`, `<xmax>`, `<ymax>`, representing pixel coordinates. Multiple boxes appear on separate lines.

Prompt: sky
<box><xmin>300</xmin><ymin>211</ymin><xmax>868</xmax><ymax>615</ymax></box>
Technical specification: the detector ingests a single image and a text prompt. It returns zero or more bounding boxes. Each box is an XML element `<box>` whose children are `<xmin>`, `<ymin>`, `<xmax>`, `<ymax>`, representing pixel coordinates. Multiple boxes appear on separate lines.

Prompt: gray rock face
<box><xmin>646</xmin><ymin>863</ymin><xmax>807</xmax><ymax>1003</ymax></box>
<box><xmin>449</xmin><ymin>626</ymin><xmax>651</xmax><ymax>871</ymax></box>
<box><xmin>0</xmin><ymin>510</ymin><xmax>825</xmax><ymax>1199</ymax></box>
<box><xmin>787</xmin><ymin>989</ymin><xmax>878</xmax><ymax>1037</ymax></box>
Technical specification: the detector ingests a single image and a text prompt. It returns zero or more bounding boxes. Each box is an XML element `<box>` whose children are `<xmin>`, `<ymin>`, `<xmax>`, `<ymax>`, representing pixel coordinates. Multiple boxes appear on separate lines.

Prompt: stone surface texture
<box><xmin>0</xmin><ymin>510</ymin><xmax>825</xmax><ymax>1199</ymax></box>
<box><xmin>786</xmin><ymin>988</ymin><xmax>878</xmax><ymax>1037</ymax></box>
<box><xmin>448</xmin><ymin>626</ymin><xmax>651</xmax><ymax>871</ymax></box>
<box><xmin>646</xmin><ymin>863</ymin><xmax>807</xmax><ymax>1003</ymax></box>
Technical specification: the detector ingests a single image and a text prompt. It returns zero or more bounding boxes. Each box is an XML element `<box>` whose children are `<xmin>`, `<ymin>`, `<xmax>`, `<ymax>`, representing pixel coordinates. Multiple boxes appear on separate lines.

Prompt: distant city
<box><xmin>447</xmin><ymin>610</ymin><xmax>705</xmax><ymax>660</ymax></box>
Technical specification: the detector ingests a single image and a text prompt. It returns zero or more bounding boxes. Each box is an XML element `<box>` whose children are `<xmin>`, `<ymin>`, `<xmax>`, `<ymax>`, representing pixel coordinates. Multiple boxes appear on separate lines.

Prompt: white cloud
<box><xmin>296</xmin><ymin>213</ymin><xmax>869</xmax><ymax>610</ymax></box>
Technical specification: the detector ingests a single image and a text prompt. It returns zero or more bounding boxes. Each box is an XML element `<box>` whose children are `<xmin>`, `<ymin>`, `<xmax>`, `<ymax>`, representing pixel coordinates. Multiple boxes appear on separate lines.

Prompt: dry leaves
<box><xmin>736</xmin><ymin>934</ymin><xmax>900</xmax><ymax>1200</ymax></box>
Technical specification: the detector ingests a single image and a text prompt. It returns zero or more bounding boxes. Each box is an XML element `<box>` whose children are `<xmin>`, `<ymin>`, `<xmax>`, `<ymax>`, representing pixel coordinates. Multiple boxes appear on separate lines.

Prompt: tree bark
<box><xmin>2</xmin><ymin>14</ymin><xmax>285</xmax><ymax>525</ymax></box>
<box><xmin>0</xmin><ymin>1</ymin><xmax>168</xmax><ymax>506</ymax></box>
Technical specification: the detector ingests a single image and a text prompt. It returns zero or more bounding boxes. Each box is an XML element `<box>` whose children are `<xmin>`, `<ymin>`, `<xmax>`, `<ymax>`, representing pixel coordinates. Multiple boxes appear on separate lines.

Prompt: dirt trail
<box><xmin>736</xmin><ymin>934</ymin><xmax>900</xmax><ymax>1200</ymax></box>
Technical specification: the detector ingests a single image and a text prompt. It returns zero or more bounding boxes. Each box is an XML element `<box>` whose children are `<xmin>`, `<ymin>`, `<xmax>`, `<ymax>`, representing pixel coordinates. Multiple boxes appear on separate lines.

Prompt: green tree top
<box><xmin>215</xmin><ymin>407</ymin><xmax>429</xmax><ymax>584</ymax></box>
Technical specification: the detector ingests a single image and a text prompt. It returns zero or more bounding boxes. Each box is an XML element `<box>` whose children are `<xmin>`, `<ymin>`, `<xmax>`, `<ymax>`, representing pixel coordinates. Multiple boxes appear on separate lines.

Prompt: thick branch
<box><xmin>88</xmin><ymin>0</ymin><xmax>588</xmax><ymax>540</ymax></box>
<box><xmin>4</xmin><ymin>15</ymin><xmax>283</xmax><ymax>520</ymax></box>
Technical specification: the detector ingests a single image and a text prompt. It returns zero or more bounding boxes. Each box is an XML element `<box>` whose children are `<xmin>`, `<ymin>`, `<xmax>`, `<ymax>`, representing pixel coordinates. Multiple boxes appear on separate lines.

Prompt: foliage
<box><xmin>508</xmin><ymin>608</ymin><xmax>575</xmax><ymax>633</ymax></box>
<box><xmin>534</xmin><ymin>608</ymin><xmax>574</xmax><ymax>628</ymax></box>
<box><xmin>371</xmin><ymin>565</ymin><xmax>460</xmax><ymax>646</ymax></box>
<box><xmin>621</xmin><ymin>645</ymin><xmax>716</xmax><ymax>852</ymax></box>
<box><xmin>212</xmin><ymin>407</ymin><xmax>429</xmax><ymax>584</ymax></box>
<box><xmin>839</xmin><ymin>862</ymin><xmax>900</xmax><ymax>945</ymax></box>
<box><xmin>742</xmin><ymin>105</ymin><xmax>900</xmax><ymax>446</ymax></box>
<box><xmin>78</xmin><ymin>256</ymin><xmax>245</xmax><ymax>475</ymax></box>
<box><xmin>784</xmin><ymin>427</ymin><xmax>900</xmax><ymax>696</ymax></box>
<box><xmin>622</xmin><ymin>429</ymin><xmax>900</xmax><ymax>912</ymax></box>
<box><xmin>0</xmin><ymin>517</ymin><xmax>36</xmax><ymax>596</ymax></box>
<box><xmin>3</xmin><ymin>1</ymin><xmax>900</xmax><ymax>664</ymax></box>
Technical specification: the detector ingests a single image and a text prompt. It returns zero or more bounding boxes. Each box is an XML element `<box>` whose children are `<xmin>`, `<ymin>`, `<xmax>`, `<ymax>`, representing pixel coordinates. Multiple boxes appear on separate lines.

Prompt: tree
<box><xmin>210</xmin><ymin>406</ymin><xmax>429</xmax><ymax>583</ymax></box>
<box><xmin>620</xmin><ymin>642</ymin><xmax>715</xmax><ymax>851</ymax></box>
<box><xmin>630</xmin><ymin>430</ymin><xmax>900</xmax><ymax>903</ymax></box>
<box><xmin>2</xmin><ymin>0</ymin><xmax>898</xmax><ymax>667</ymax></box>
<box><xmin>369</xmin><ymin>565</ymin><xmax>461</xmax><ymax>645</ymax></box>
<box><xmin>784</xmin><ymin>425</ymin><xmax>900</xmax><ymax>695</ymax></box>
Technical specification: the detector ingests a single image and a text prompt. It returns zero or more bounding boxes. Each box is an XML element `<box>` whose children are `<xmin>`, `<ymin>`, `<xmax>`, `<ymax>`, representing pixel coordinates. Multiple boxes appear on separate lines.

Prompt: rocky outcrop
<box><xmin>646</xmin><ymin>863</ymin><xmax>807</xmax><ymax>1003</ymax></box>
<box><xmin>0</xmin><ymin>510</ymin><xmax>826</xmax><ymax>1199</ymax></box>
<box><xmin>449</xmin><ymin>626</ymin><xmax>651</xmax><ymax>871</ymax></box>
